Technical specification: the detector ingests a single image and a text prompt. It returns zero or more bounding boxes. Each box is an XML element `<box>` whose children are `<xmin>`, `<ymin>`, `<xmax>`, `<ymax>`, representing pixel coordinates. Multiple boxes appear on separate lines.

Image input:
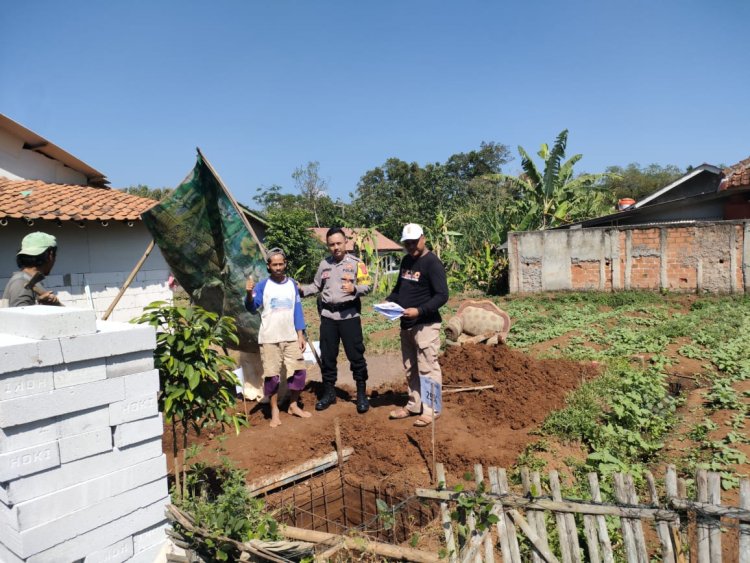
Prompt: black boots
<box><xmin>315</xmin><ymin>383</ymin><xmax>337</xmax><ymax>411</ymax></box>
<box><xmin>315</xmin><ymin>382</ymin><xmax>369</xmax><ymax>413</ymax></box>
<box><xmin>356</xmin><ymin>381</ymin><xmax>369</xmax><ymax>414</ymax></box>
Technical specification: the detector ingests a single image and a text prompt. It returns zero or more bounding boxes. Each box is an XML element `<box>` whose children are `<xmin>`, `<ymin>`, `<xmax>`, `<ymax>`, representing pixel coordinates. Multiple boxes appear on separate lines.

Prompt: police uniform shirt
<box><xmin>300</xmin><ymin>254</ymin><xmax>371</xmax><ymax>320</ymax></box>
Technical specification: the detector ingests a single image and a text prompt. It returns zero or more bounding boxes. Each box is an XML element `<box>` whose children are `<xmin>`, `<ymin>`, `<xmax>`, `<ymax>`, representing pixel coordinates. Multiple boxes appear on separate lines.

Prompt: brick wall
<box><xmin>509</xmin><ymin>221</ymin><xmax>750</xmax><ymax>294</ymax></box>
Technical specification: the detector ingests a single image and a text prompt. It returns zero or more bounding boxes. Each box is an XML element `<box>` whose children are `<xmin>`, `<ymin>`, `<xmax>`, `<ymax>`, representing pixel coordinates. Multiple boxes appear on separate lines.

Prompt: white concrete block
<box><xmin>58</xmin><ymin>427</ymin><xmax>112</xmax><ymax>463</ymax></box>
<box><xmin>53</xmin><ymin>357</ymin><xmax>107</xmax><ymax>388</ymax></box>
<box><xmin>0</xmin><ymin>539</ymin><xmax>23</xmax><ymax>563</ymax></box>
<box><xmin>0</xmin><ymin>367</ymin><xmax>54</xmax><ymax>401</ymax></box>
<box><xmin>132</xmin><ymin>521</ymin><xmax>168</xmax><ymax>554</ymax></box>
<box><xmin>59</xmin><ymin>321</ymin><xmax>155</xmax><ymax>363</ymax></box>
<box><xmin>110</xmin><ymin>393</ymin><xmax>158</xmax><ymax>425</ymax></box>
<box><xmin>114</xmin><ymin>414</ymin><xmax>164</xmax><ymax>448</ymax></box>
<box><xmin>127</xmin><ymin>539</ymin><xmax>167</xmax><ymax>563</ymax></box>
<box><xmin>0</xmin><ymin>306</ymin><xmax>97</xmax><ymax>340</ymax></box>
<box><xmin>0</xmin><ymin>406</ymin><xmax>109</xmax><ymax>454</ymax></box>
<box><xmin>0</xmin><ymin>519</ymin><xmax>23</xmax><ymax>557</ymax></box>
<box><xmin>58</xmin><ymin>405</ymin><xmax>111</xmax><ymax>437</ymax></box>
<box><xmin>0</xmin><ymin>334</ymin><xmax>63</xmax><ymax>375</ymax></box>
<box><xmin>106</xmin><ymin>351</ymin><xmax>154</xmax><ymax>378</ymax></box>
<box><xmin>84</xmin><ymin>537</ymin><xmax>134</xmax><ymax>563</ymax></box>
<box><xmin>26</xmin><ymin>496</ymin><xmax>168</xmax><ymax>563</ymax></box>
<box><xmin>121</xmin><ymin>369</ymin><xmax>160</xmax><ymax>397</ymax></box>
<box><xmin>0</xmin><ymin>441</ymin><xmax>60</xmax><ymax>481</ymax></box>
<box><xmin>0</xmin><ymin>377</ymin><xmax>124</xmax><ymax>427</ymax></box>
<box><xmin>0</xmin><ymin>418</ymin><xmax>57</xmax><ymax>454</ymax></box>
<box><xmin>9</xmin><ymin>455</ymin><xmax>166</xmax><ymax>530</ymax></box>
<box><xmin>0</xmin><ymin>438</ymin><xmax>162</xmax><ymax>505</ymax></box>
<box><xmin>20</xmin><ymin>479</ymin><xmax>167</xmax><ymax>556</ymax></box>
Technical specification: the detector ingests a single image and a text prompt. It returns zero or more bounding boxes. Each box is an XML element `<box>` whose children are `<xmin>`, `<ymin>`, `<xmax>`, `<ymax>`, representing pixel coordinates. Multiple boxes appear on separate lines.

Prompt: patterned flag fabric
<box><xmin>140</xmin><ymin>152</ymin><xmax>266</xmax><ymax>351</ymax></box>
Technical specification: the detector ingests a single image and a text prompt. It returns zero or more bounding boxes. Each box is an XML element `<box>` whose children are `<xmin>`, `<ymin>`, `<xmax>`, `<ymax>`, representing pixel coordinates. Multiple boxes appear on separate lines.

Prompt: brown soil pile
<box><xmin>440</xmin><ymin>343</ymin><xmax>597</xmax><ymax>430</ymax></box>
<box><xmin>174</xmin><ymin>344</ymin><xmax>598</xmax><ymax>495</ymax></box>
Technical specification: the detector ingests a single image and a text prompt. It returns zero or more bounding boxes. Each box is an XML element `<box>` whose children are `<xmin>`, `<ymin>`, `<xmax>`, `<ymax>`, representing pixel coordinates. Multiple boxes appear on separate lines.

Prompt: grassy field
<box><xmin>308</xmin><ymin>290</ymin><xmax>750</xmax><ymax>493</ymax></box>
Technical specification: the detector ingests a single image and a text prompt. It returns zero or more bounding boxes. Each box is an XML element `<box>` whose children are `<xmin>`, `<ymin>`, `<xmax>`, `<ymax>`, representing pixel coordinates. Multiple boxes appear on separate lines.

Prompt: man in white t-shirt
<box><xmin>245</xmin><ymin>248</ymin><xmax>310</xmax><ymax>427</ymax></box>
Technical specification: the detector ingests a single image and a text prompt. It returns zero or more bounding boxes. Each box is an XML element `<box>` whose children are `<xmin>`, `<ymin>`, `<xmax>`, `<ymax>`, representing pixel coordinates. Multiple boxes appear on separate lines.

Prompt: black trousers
<box><xmin>319</xmin><ymin>316</ymin><xmax>368</xmax><ymax>385</ymax></box>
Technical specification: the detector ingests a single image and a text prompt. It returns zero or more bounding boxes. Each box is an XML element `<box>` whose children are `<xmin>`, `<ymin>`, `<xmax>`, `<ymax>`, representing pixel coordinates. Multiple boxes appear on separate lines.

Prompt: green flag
<box><xmin>141</xmin><ymin>151</ymin><xmax>266</xmax><ymax>351</ymax></box>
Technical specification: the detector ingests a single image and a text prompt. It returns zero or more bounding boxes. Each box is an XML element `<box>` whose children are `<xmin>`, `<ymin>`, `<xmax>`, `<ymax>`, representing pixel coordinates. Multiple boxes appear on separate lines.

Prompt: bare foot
<box><xmin>288</xmin><ymin>403</ymin><xmax>312</xmax><ymax>418</ymax></box>
<box><xmin>270</xmin><ymin>407</ymin><xmax>282</xmax><ymax>428</ymax></box>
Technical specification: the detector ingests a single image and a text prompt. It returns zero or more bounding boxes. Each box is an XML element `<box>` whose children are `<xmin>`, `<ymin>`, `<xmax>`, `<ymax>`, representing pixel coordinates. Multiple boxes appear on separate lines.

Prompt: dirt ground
<box><xmin>171</xmin><ymin>342</ymin><xmax>599</xmax><ymax>498</ymax></box>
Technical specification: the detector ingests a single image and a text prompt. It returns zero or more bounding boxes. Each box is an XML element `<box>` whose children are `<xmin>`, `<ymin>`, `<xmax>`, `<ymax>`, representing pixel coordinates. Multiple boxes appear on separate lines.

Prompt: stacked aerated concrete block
<box><xmin>0</xmin><ymin>306</ymin><xmax>169</xmax><ymax>562</ymax></box>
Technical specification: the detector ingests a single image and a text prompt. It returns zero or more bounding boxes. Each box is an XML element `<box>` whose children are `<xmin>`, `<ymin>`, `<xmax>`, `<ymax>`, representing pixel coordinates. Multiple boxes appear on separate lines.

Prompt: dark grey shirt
<box><xmin>2</xmin><ymin>271</ymin><xmax>46</xmax><ymax>307</ymax></box>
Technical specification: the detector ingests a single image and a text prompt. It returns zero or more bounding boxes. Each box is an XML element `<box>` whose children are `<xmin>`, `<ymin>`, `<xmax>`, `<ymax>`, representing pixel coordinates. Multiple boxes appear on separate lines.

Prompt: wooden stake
<box><xmin>521</xmin><ymin>468</ymin><xmax>543</xmax><ymax>563</ymax></box>
<box><xmin>508</xmin><ymin>509</ymin><xmax>560</xmax><ymax>563</ymax></box>
<box><xmin>431</xmin><ymin>379</ymin><xmax>437</xmax><ymax>483</ymax></box>
<box><xmin>102</xmin><ymin>239</ymin><xmax>155</xmax><ymax>320</ymax></box>
<box><xmin>246</xmin><ymin>448</ymin><xmax>353</xmax><ymax>496</ymax></box>
<box><xmin>665</xmin><ymin>466</ymin><xmax>686</xmax><ymax>563</ymax></box>
<box><xmin>334</xmin><ymin>417</ymin><xmax>349</xmax><ymax>528</ymax></box>
<box><xmin>707</xmin><ymin>472</ymin><xmax>722</xmax><ymax>563</ymax></box>
<box><xmin>532</xmin><ymin>471</ymin><xmax>551</xmax><ymax>559</ymax></box>
<box><xmin>645</xmin><ymin>470</ymin><xmax>674</xmax><ymax>563</ymax></box>
<box><xmin>280</xmin><ymin>524</ymin><xmax>440</xmax><ymax>563</ymax></box>
<box><xmin>474</xmin><ymin>464</ymin><xmax>494</xmax><ymax>563</ymax></box>
<box><xmin>321</xmin><ymin>475</ymin><xmax>330</xmax><ymax>533</ymax></box>
<box><xmin>696</xmin><ymin>469</ymin><xmax>710</xmax><ymax>563</ymax></box>
<box><xmin>624</xmin><ymin>473</ymin><xmax>648</xmax><ymax>563</ymax></box>
<box><xmin>197</xmin><ymin>148</ymin><xmax>267</xmax><ymax>260</ymax></box>
<box><xmin>436</xmin><ymin>463</ymin><xmax>458</xmax><ymax>563</ymax></box>
<box><xmin>740</xmin><ymin>479</ymin><xmax>750</xmax><ymax>563</ymax></box>
<box><xmin>613</xmin><ymin>473</ymin><xmax>638</xmax><ymax>563</ymax></box>
<box><xmin>550</xmin><ymin>470</ymin><xmax>573</xmax><ymax>563</ymax></box>
<box><xmin>587</xmin><ymin>472</ymin><xmax>614</xmax><ymax>563</ymax></box>
<box><xmin>443</xmin><ymin>385</ymin><xmax>495</xmax><ymax>394</ymax></box>
<box><xmin>486</xmin><ymin>468</ymin><xmax>511</xmax><ymax>563</ymax></box>
<box><xmin>498</xmin><ymin>468</ymin><xmax>522</xmax><ymax>562</ymax></box>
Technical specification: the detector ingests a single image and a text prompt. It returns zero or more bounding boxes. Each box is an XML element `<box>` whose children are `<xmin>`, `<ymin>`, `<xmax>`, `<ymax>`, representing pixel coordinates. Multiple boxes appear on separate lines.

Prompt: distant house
<box><xmin>508</xmin><ymin>156</ymin><xmax>750</xmax><ymax>294</ymax></box>
<box><xmin>309</xmin><ymin>227</ymin><xmax>403</xmax><ymax>271</ymax></box>
<box><xmin>0</xmin><ymin>113</ymin><xmax>171</xmax><ymax>320</ymax></box>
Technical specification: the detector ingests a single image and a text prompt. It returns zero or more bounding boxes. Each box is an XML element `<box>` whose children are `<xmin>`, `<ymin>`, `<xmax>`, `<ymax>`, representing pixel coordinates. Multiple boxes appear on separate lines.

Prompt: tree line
<box><xmin>123</xmin><ymin>131</ymin><xmax>688</xmax><ymax>293</ymax></box>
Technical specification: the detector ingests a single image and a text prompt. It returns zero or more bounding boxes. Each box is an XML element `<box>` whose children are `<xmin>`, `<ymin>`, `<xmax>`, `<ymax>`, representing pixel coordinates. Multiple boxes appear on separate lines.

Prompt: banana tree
<box><xmin>495</xmin><ymin>130</ymin><xmax>615</xmax><ymax>231</ymax></box>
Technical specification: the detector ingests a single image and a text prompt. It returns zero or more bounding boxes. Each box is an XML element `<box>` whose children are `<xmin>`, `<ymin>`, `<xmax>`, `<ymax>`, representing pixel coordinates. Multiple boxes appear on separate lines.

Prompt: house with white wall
<box><xmin>0</xmin><ymin>113</ymin><xmax>172</xmax><ymax>320</ymax></box>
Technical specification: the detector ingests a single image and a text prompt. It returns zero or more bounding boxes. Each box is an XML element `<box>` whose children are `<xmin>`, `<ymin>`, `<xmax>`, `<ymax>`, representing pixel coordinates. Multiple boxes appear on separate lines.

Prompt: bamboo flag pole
<box><xmin>196</xmin><ymin>147</ymin><xmax>267</xmax><ymax>260</ymax></box>
<box><xmin>198</xmin><ymin>148</ymin><xmax>324</xmax><ymax>372</ymax></box>
<box><xmin>102</xmin><ymin>239</ymin><xmax>155</xmax><ymax>320</ymax></box>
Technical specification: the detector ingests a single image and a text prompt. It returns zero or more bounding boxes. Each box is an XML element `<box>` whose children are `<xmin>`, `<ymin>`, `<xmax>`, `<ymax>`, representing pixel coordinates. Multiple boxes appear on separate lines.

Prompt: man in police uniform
<box><xmin>300</xmin><ymin>227</ymin><xmax>371</xmax><ymax>413</ymax></box>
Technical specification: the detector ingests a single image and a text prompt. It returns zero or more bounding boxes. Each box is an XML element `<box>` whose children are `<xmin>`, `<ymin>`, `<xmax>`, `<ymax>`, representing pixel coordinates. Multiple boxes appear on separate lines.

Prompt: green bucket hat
<box><xmin>18</xmin><ymin>232</ymin><xmax>57</xmax><ymax>256</ymax></box>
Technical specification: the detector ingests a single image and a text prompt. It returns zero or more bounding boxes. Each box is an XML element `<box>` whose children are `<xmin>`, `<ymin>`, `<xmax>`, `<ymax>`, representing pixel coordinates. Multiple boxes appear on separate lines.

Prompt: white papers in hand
<box><xmin>374</xmin><ymin>302</ymin><xmax>405</xmax><ymax>320</ymax></box>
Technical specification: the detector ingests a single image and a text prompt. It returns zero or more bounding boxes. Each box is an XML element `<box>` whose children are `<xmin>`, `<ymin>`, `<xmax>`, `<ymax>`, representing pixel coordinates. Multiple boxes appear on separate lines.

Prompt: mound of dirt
<box><xmin>440</xmin><ymin>343</ymin><xmax>597</xmax><ymax>430</ymax></box>
<box><xmin>175</xmin><ymin>343</ymin><xmax>599</xmax><ymax>494</ymax></box>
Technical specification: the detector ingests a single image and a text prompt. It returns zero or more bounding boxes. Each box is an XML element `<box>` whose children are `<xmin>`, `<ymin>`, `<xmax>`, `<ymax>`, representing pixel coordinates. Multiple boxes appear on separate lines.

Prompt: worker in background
<box><xmin>2</xmin><ymin>231</ymin><xmax>61</xmax><ymax>307</ymax></box>
<box><xmin>300</xmin><ymin>227</ymin><xmax>371</xmax><ymax>413</ymax></box>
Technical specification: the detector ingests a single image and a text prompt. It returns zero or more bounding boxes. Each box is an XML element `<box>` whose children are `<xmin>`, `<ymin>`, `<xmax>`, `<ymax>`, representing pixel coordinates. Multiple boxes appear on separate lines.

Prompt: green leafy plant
<box><xmin>704</xmin><ymin>380</ymin><xmax>744</xmax><ymax>411</ymax></box>
<box><xmin>449</xmin><ymin>481</ymin><xmax>500</xmax><ymax>543</ymax></box>
<box><xmin>133</xmin><ymin>302</ymin><xmax>248</xmax><ymax>495</ymax></box>
<box><xmin>376</xmin><ymin>498</ymin><xmax>396</xmax><ymax>531</ymax></box>
<box><xmin>177</xmin><ymin>459</ymin><xmax>280</xmax><ymax>561</ymax></box>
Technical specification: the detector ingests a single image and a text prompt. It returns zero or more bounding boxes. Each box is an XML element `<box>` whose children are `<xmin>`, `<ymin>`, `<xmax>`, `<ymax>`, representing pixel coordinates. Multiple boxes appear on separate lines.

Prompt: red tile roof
<box><xmin>0</xmin><ymin>177</ymin><xmax>156</xmax><ymax>221</ymax></box>
<box><xmin>724</xmin><ymin>157</ymin><xmax>750</xmax><ymax>189</ymax></box>
<box><xmin>309</xmin><ymin>227</ymin><xmax>403</xmax><ymax>252</ymax></box>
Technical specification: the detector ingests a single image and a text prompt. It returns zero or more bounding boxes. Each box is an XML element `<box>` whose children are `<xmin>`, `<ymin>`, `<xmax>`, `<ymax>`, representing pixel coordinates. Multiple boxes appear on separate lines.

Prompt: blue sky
<box><xmin>2</xmin><ymin>1</ymin><xmax>748</xmax><ymax>204</ymax></box>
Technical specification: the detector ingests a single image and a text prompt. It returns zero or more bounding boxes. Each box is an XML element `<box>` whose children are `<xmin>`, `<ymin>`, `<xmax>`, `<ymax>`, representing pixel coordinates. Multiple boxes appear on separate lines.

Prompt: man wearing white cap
<box><xmin>386</xmin><ymin>223</ymin><xmax>449</xmax><ymax>427</ymax></box>
<box><xmin>2</xmin><ymin>231</ymin><xmax>60</xmax><ymax>307</ymax></box>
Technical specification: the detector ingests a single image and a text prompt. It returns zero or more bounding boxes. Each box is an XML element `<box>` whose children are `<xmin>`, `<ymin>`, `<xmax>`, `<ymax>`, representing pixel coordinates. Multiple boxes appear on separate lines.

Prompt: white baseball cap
<box><xmin>400</xmin><ymin>223</ymin><xmax>424</xmax><ymax>242</ymax></box>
